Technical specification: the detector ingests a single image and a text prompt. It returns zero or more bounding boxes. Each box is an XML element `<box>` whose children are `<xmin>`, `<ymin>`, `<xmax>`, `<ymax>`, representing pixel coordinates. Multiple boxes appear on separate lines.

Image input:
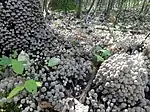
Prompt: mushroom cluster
<box><xmin>1</xmin><ymin>0</ymin><xmax>150</xmax><ymax>112</ymax></box>
<box><xmin>86</xmin><ymin>53</ymin><xmax>150</xmax><ymax>112</ymax></box>
<box><xmin>0</xmin><ymin>0</ymin><xmax>93</xmax><ymax>111</ymax></box>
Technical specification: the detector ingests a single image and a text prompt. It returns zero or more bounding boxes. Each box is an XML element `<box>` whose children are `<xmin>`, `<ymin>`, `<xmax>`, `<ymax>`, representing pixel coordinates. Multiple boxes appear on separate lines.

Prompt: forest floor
<box><xmin>45</xmin><ymin>11</ymin><xmax>150</xmax><ymax>52</ymax></box>
<box><xmin>1</xmin><ymin>9</ymin><xmax>150</xmax><ymax>112</ymax></box>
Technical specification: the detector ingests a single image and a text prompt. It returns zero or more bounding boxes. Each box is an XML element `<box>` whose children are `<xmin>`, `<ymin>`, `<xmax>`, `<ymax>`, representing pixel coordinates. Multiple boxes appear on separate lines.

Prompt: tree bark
<box><xmin>76</xmin><ymin>0</ymin><xmax>82</xmax><ymax>18</ymax></box>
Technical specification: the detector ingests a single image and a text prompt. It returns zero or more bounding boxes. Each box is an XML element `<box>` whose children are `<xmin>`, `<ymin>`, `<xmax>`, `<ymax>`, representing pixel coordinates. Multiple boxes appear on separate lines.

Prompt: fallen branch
<box><xmin>79</xmin><ymin>66</ymin><xmax>98</xmax><ymax>103</ymax></box>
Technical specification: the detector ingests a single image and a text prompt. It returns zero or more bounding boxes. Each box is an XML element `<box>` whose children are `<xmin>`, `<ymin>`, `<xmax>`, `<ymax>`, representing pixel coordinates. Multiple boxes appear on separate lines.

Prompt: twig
<box><xmin>79</xmin><ymin>66</ymin><xmax>98</xmax><ymax>103</ymax></box>
<box><xmin>145</xmin><ymin>32</ymin><xmax>150</xmax><ymax>39</ymax></box>
<box><xmin>141</xmin><ymin>32</ymin><xmax>150</xmax><ymax>44</ymax></box>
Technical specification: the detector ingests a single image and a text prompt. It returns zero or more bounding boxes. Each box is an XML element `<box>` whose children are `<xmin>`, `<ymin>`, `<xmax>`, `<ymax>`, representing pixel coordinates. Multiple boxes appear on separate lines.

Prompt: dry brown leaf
<box><xmin>39</xmin><ymin>101</ymin><xmax>53</xmax><ymax>109</ymax></box>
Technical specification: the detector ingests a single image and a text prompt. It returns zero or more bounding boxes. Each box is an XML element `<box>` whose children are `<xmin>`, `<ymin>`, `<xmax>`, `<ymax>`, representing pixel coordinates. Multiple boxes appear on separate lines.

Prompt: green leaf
<box><xmin>95</xmin><ymin>46</ymin><xmax>103</xmax><ymax>50</ymax></box>
<box><xmin>92</xmin><ymin>46</ymin><xmax>103</xmax><ymax>52</ymax></box>
<box><xmin>24</xmin><ymin>80</ymin><xmax>37</xmax><ymax>94</ymax></box>
<box><xmin>0</xmin><ymin>56</ymin><xmax>11</xmax><ymax>66</ymax></box>
<box><xmin>17</xmin><ymin>50</ymin><xmax>30</xmax><ymax>64</ymax></box>
<box><xmin>94</xmin><ymin>54</ymin><xmax>105</xmax><ymax>62</ymax></box>
<box><xmin>7</xmin><ymin>85</ymin><xmax>24</xmax><ymax>99</ymax></box>
<box><xmin>100</xmin><ymin>49</ymin><xmax>111</xmax><ymax>57</ymax></box>
<box><xmin>48</xmin><ymin>57</ymin><xmax>60</xmax><ymax>67</ymax></box>
<box><xmin>36</xmin><ymin>82</ymin><xmax>42</xmax><ymax>87</ymax></box>
<box><xmin>11</xmin><ymin>59</ymin><xmax>24</xmax><ymax>74</ymax></box>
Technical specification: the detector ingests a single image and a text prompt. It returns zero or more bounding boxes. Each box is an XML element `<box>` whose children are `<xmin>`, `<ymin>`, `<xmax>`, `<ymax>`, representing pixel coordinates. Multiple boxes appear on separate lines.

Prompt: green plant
<box><xmin>0</xmin><ymin>91</ymin><xmax>20</xmax><ymax>111</ymax></box>
<box><xmin>0</xmin><ymin>52</ymin><xmax>42</xmax><ymax>99</ymax></box>
<box><xmin>11</xmin><ymin>59</ymin><xmax>24</xmax><ymax>74</ymax></box>
<box><xmin>7</xmin><ymin>80</ymin><xmax>42</xmax><ymax>99</ymax></box>
<box><xmin>7</xmin><ymin>85</ymin><xmax>25</xmax><ymax>99</ymax></box>
<box><xmin>0</xmin><ymin>56</ymin><xmax>11</xmax><ymax>66</ymax></box>
<box><xmin>48</xmin><ymin>57</ymin><xmax>60</xmax><ymax>67</ymax></box>
<box><xmin>92</xmin><ymin>46</ymin><xmax>111</xmax><ymax>65</ymax></box>
<box><xmin>0</xmin><ymin>55</ymin><xmax>24</xmax><ymax>75</ymax></box>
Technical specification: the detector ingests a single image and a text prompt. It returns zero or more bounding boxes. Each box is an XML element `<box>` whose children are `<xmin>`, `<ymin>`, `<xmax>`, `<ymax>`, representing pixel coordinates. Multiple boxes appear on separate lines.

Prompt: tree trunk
<box><xmin>76</xmin><ymin>0</ymin><xmax>82</xmax><ymax>18</ymax></box>
<box><xmin>87</xmin><ymin>0</ymin><xmax>96</xmax><ymax>14</ymax></box>
<box><xmin>139</xmin><ymin>0</ymin><xmax>146</xmax><ymax>13</ymax></box>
